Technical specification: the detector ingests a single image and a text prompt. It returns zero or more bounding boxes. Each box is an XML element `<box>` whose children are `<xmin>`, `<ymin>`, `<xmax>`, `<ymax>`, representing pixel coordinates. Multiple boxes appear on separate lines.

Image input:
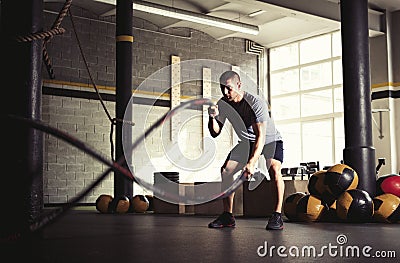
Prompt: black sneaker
<box><xmin>266</xmin><ymin>212</ymin><xmax>284</xmax><ymax>230</ymax></box>
<box><xmin>208</xmin><ymin>212</ymin><xmax>236</xmax><ymax>228</ymax></box>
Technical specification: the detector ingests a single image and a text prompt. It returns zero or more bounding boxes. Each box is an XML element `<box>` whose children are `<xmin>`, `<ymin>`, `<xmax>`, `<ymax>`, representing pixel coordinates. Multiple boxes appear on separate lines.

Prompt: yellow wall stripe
<box><xmin>43</xmin><ymin>79</ymin><xmax>115</xmax><ymax>91</ymax></box>
<box><xmin>42</xmin><ymin>79</ymin><xmax>194</xmax><ymax>100</ymax></box>
<box><xmin>116</xmin><ymin>35</ymin><xmax>134</xmax><ymax>42</ymax></box>
<box><xmin>372</xmin><ymin>82</ymin><xmax>400</xmax><ymax>89</ymax></box>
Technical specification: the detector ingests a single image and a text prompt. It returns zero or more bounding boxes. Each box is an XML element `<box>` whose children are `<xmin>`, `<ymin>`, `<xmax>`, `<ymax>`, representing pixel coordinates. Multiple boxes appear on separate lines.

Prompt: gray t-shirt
<box><xmin>216</xmin><ymin>91</ymin><xmax>282</xmax><ymax>144</ymax></box>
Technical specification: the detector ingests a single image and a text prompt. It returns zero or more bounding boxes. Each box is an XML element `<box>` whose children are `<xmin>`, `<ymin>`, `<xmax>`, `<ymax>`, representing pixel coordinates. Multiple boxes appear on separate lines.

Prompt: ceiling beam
<box><xmin>94</xmin><ymin>0</ymin><xmax>259</xmax><ymax>35</ymax></box>
<box><xmin>254</xmin><ymin>0</ymin><xmax>385</xmax><ymax>34</ymax></box>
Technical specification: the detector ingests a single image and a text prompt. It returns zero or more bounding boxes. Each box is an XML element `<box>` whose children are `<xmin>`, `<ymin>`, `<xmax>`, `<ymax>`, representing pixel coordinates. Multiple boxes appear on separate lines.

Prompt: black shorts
<box><xmin>227</xmin><ymin>140</ymin><xmax>284</xmax><ymax>164</ymax></box>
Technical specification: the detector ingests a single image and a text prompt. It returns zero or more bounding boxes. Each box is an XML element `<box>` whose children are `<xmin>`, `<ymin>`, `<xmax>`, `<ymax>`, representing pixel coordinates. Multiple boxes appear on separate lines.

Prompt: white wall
<box><xmin>369</xmin><ymin>10</ymin><xmax>400</xmax><ymax>176</ymax></box>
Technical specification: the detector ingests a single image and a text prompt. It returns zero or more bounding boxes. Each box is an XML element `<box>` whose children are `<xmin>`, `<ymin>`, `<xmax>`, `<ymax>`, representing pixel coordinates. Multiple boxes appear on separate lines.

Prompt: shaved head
<box><xmin>219</xmin><ymin>70</ymin><xmax>240</xmax><ymax>85</ymax></box>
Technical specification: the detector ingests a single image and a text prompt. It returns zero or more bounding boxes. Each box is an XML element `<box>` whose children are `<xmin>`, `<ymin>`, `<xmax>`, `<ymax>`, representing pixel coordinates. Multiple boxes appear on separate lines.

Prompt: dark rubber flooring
<box><xmin>4</xmin><ymin>207</ymin><xmax>399</xmax><ymax>263</ymax></box>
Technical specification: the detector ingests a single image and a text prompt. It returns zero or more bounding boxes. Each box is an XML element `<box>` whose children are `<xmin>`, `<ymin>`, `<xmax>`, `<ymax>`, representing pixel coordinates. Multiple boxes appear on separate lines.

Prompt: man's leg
<box><xmin>208</xmin><ymin>160</ymin><xmax>243</xmax><ymax>228</ymax></box>
<box><xmin>221</xmin><ymin>160</ymin><xmax>242</xmax><ymax>213</ymax></box>
<box><xmin>266</xmin><ymin>158</ymin><xmax>285</xmax><ymax>230</ymax></box>
<box><xmin>268</xmin><ymin>158</ymin><xmax>285</xmax><ymax>213</ymax></box>
<box><xmin>222</xmin><ymin>193</ymin><xmax>235</xmax><ymax>213</ymax></box>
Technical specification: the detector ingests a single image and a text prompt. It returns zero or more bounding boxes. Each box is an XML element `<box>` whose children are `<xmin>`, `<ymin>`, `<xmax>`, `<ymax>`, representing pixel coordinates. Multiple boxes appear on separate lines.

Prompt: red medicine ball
<box><xmin>379</xmin><ymin>175</ymin><xmax>400</xmax><ymax>198</ymax></box>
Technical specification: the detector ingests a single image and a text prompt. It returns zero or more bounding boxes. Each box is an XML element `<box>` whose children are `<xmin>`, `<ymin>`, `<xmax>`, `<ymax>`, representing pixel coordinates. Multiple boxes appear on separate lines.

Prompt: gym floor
<box><xmin>7</xmin><ymin>207</ymin><xmax>398</xmax><ymax>263</ymax></box>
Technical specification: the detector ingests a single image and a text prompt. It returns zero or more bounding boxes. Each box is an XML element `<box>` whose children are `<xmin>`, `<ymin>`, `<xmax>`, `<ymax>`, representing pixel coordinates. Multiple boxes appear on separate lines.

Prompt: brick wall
<box><xmin>42</xmin><ymin>4</ymin><xmax>258</xmax><ymax>204</ymax></box>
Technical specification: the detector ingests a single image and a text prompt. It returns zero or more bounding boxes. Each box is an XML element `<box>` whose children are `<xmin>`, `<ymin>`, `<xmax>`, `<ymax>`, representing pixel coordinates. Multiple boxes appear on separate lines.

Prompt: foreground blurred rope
<box><xmin>2</xmin><ymin>97</ymin><xmax>213</xmax><ymax>238</ymax></box>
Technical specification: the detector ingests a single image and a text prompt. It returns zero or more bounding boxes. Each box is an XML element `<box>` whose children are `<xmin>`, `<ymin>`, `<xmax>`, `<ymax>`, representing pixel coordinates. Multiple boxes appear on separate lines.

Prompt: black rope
<box><xmin>68</xmin><ymin>9</ymin><xmax>113</xmax><ymax>123</ymax></box>
<box><xmin>110</xmin><ymin>119</ymin><xmax>116</xmax><ymax>161</ymax></box>
<box><xmin>2</xmin><ymin>98</ymin><xmax>214</xmax><ymax>239</ymax></box>
<box><xmin>13</xmin><ymin>0</ymin><xmax>135</xmax><ymax>171</ymax></box>
<box><xmin>44</xmin><ymin>0</ymin><xmax>73</xmax><ymax>79</ymax></box>
<box><xmin>68</xmin><ymin>8</ymin><xmax>135</xmax><ymax>162</ymax></box>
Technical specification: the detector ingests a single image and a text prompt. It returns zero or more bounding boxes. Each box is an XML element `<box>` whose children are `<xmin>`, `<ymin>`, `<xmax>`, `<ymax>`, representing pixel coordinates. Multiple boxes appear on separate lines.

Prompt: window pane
<box><xmin>300</xmin><ymin>62</ymin><xmax>332</xmax><ymax>90</ymax></box>
<box><xmin>270</xmin><ymin>69</ymin><xmax>299</xmax><ymax>96</ymax></box>
<box><xmin>333</xmin><ymin>59</ymin><xmax>343</xmax><ymax>85</ymax></box>
<box><xmin>334</xmin><ymin>117</ymin><xmax>345</xmax><ymax>164</ymax></box>
<box><xmin>301</xmin><ymin>90</ymin><xmax>333</xmax><ymax>117</ymax></box>
<box><xmin>271</xmin><ymin>95</ymin><xmax>300</xmax><ymax>120</ymax></box>
<box><xmin>334</xmin><ymin>86</ymin><xmax>343</xmax><ymax>112</ymax></box>
<box><xmin>269</xmin><ymin>32</ymin><xmax>344</xmax><ymax>171</ymax></box>
<box><xmin>277</xmin><ymin>122</ymin><xmax>301</xmax><ymax>167</ymax></box>
<box><xmin>300</xmin><ymin>35</ymin><xmax>331</xmax><ymax>64</ymax></box>
<box><xmin>270</xmin><ymin>43</ymin><xmax>299</xmax><ymax>71</ymax></box>
<box><xmin>332</xmin><ymin>31</ymin><xmax>342</xmax><ymax>57</ymax></box>
<box><xmin>302</xmin><ymin>119</ymin><xmax>333</xmax><ymax>167</ymax></box>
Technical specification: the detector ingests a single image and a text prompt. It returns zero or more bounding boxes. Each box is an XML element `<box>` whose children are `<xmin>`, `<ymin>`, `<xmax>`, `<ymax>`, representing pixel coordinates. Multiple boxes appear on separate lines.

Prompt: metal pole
<box><xmin>115</xmin><ymin>0</ymin><xmax>133</xmax><ymax>199</ymax></box>
<box><xmin>340</xmin><ymin>0</ymin><xmax>376</xmax><ymax>197</ymax></box>
<box><xmin>386</xmin><ymin>11</ymin><xmax>400</xmax><ymax>174</ymax></box>
<box><xmin>0</xmin><ymin>0</ymin><xmax>44</xmax><ymax>236</ymax></box>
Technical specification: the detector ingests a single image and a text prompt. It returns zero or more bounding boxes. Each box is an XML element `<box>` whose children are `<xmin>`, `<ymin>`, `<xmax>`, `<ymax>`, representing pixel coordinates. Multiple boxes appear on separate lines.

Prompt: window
<box><xmin>269</xmin><ymin>31</ymin><xmax>344</xmax><ymax>168</ymax></box>
<box><xmin>302</xmin><ymin>119</ymin><xmax>333</xmax><ymax>166</ymax></box>
<box><xmin>300</xmin><ymin>34</ymin><xmax>331</xmax><ymax>64</ymax></box>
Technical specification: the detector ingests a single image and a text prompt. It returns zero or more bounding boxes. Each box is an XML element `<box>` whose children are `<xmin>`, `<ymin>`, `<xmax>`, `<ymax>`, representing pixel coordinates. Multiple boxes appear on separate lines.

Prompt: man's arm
<box><xmin>244</xmin><ymin>121</ymin><xmax>266</xmax><ymax>176</ymax></box>
<box><xmin>208</xmin><ymin>105</ymin><xmax>223</xmax><ymax>137</ymax></box>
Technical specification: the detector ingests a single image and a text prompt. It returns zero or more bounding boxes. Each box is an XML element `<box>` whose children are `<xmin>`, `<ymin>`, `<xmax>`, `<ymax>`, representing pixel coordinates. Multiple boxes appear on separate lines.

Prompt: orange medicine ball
<box><xmin>373</xmin><ymin>193</ymin><xmax>400</xmax><ymax>223</ymax></box>
<box><xmin>325</xmin><ymin>164</ymin><xmax>358</xmax><ymax>198</ymax></box>
<box><xmin>131</xmin><ymin>195</ymin><xmax>150</xmax><ymax>213</ymax></box>
<box><xmin>95</xmin><ymin>194</ymin><xmax>113</xmax><ymax>213</ymax></box>
<box><xmin>296</xmin><ymin>194</ymin><xmax>326</xmax><ymax>222</ymax></box>
<box><xmin>284</xmin><ymin>192</ymin><xmax>307</xmax><ymax>221</ymax></box>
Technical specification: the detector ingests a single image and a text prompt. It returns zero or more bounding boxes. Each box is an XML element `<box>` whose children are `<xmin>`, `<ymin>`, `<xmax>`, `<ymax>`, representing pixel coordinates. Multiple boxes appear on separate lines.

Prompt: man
<box><xmin>207</xmin><ymin>70</ymin><xmax>285</xmax><ymax>230</ymax></box>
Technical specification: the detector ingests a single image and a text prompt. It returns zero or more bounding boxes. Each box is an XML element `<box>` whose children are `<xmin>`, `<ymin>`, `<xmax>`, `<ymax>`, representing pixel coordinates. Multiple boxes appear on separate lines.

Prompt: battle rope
<box><xmin>67</xmin><ymin>8</ymin><xmax>135</xmax><ymax>161</ymax></box>
<box><xmin>15</xmin><ymin>0</ymin><xmax>135</xmax><ymax>162</ymax></box>
<box><xmin>16</xmin><ymin>0</ymin><xmax>73</xmax><ymax>79</ymax></box>
<box><xmin>4</xmin><ymin>98</ymin><xmax>214</xmax><ymax>237</ymax></box>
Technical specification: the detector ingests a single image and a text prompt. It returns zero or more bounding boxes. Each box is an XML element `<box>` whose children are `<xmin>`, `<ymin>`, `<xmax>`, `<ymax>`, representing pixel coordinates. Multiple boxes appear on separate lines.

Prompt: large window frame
<box><xmin>268</xmin><ymin>31</ymin><xmax>344</xmax><ymax>169</ymax></box>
